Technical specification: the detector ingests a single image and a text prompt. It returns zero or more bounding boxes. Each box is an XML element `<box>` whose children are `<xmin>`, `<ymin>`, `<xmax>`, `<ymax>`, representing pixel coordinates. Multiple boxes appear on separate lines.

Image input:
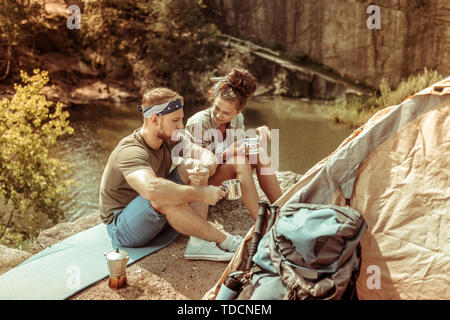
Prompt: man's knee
<box><xmin>150</xmin><ymin>199</ymin><xmax>167</xmax><ymax>215</ymax></box>
<box><xmin>151</xmin><ymin>200</ymin><xmax>185</xmax><ymax>217</ymax></box>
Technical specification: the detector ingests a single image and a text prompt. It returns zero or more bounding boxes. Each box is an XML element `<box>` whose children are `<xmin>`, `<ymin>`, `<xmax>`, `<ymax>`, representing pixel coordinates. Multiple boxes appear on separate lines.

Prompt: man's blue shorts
<box><xmin>106</xmin><ymin>167</ymin><xmax>183</xmax><ymax>248</ymax></box>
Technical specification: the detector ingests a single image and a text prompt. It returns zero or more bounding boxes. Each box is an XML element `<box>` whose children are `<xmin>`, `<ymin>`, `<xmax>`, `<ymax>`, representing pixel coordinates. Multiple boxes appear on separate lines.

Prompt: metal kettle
<box><xmin>104</xmin><ymin>248</ymin><xmax>129</xmax><ymax>277</ymax></box>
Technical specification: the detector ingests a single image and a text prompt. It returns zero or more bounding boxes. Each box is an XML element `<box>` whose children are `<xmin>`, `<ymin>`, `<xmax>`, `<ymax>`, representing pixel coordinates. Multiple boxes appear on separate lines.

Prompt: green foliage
<box><xmin>0</xmin><ymin>0</ymin><xmax>41</xmax><ymax>46</ymax></box>
<box><xmin>81</xmin><ymin>0</ymin><xmax>221</xmax><ymax>103</ymax></box>
<box><xmin>330</xmin><ymin>68</ymin><xmax>444</xmax><ymax>128</ymax></box>
<box><xmin>0</xmin><ymin>70</ymin><xmax>74</xmax><ymax>247</ymax></box>
<box><xmin>0</xmin><ymin>0</ymin><xmax>42</xmax><ymax>79</ymax></box>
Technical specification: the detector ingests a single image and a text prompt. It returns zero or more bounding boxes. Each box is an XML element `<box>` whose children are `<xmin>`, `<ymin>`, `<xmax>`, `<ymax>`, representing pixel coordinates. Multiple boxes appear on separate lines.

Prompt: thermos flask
<box><xmin>216</xmin><ymin>274</ymin><xmax>243</xmax><ymax>300</ymax></box>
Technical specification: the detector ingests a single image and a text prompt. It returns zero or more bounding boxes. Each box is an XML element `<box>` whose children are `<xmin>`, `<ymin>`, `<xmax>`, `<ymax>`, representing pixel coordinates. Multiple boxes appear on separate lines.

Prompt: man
<box><xmin>99</xmin><ymin>87</ymin><xmax>242</xmax><ymax>261</ymax></box>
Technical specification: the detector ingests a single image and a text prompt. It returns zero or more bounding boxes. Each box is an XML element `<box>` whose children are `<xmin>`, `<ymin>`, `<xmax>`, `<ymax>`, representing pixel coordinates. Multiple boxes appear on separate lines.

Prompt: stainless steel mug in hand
<box><xmin>244</xmin><ymin>137</ymin><xmax>261</xmax><ymax>155</ymax></box>
<box><xmin>220</xmin><ymin>179</ymin><xmax>242</xmax><ymax>200</ymax></box>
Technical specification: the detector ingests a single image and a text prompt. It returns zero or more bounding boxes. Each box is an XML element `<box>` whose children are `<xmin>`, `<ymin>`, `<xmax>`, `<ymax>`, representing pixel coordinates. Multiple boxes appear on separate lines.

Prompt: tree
<box><xmin>81</xmin><ymin>0</ymin><xmax>221</xmax><ymax>103</ymax></box>
<box><xmin>0</xmin><ymin>69</ymin><xmax>74</xmax><ymax>246</ymax></box>
<box><xmin>0</xmin><ymin>0</ymin><xmax>41</xmax><ymax>80</ymax></box>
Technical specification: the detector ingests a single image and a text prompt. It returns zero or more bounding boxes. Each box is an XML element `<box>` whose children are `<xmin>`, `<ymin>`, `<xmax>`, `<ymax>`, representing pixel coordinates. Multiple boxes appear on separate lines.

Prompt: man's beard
<box><xmin>156</xmin><ymin>129</ymin><xmax>173</xmax><ymax>143</ymax></box>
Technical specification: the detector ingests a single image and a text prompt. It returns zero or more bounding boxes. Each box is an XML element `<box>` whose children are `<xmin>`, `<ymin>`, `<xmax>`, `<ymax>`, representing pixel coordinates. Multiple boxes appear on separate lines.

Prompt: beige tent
<box><xmin>204</xmin><ymin>77</ymin><xmax>450</xmax><ymax>300</ymax></box>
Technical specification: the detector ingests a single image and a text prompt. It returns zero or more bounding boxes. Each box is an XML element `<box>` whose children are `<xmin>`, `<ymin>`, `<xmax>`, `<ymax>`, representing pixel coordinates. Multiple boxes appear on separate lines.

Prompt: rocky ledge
<box><xmin>0</xmin><ymin>170</ymin><xmax>301</xmax><ymax>299</ymax></box>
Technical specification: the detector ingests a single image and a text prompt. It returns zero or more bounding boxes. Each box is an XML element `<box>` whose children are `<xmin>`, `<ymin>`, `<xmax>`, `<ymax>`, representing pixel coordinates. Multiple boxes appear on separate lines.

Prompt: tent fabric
<box><xmin>204</xmin><ymin>77</ymin><xmax>450</xmax><ymax>300</ymax></box>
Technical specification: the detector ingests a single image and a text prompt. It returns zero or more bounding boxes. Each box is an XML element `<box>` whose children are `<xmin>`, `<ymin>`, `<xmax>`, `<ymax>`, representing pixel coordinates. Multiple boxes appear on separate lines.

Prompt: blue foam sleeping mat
<box><xmin>0</xmin><ymin>223</ymin><xmax>179</xmax><ymax>300</ymax></box>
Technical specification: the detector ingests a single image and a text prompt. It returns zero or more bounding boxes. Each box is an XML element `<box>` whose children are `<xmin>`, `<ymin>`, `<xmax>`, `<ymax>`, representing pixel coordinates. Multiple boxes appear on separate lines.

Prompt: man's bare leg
<box><xmin>171</xmin><ymin>163</ymin><xmax>240</xmax><ymax>257</ymax></box>
<box><xmin>153</xmin><ymin>201</ymin><xmax>226</xmax><ymax>243</ymax></box>
<box><xmin>208</xmin><ymin>157</ymin><xmax>260</xmax><ymax>220</ymax></box>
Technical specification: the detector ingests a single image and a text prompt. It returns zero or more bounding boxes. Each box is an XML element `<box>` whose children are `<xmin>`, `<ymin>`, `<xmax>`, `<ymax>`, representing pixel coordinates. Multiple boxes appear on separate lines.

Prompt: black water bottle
<box><xmin>216</xmin><ymin>274</ymin><xmax>243</xmax><ymax>300</ymax></box>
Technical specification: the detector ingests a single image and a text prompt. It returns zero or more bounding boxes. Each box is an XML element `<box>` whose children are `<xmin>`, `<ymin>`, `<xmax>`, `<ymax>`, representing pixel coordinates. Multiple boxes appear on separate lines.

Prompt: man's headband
<box><xmin>137</xmin><ymin>98</ymin><xmax>184</xmax><ymax>118</ymax></box>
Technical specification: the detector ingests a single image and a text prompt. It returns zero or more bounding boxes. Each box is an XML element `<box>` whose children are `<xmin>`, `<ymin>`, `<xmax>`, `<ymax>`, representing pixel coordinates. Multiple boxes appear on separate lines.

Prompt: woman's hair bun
<box><xmin>227</xmin><ymin>68</ymin><xmax>257</xmax><ymax>98</ymax></box>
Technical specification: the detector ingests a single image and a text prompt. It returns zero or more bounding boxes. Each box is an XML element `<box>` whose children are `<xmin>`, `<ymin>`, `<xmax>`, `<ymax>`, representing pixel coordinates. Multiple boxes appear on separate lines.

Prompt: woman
<box><xmin>185</xmin><ymin>68</ymin><xmax>282</xmax><ymax>219</ymax></box>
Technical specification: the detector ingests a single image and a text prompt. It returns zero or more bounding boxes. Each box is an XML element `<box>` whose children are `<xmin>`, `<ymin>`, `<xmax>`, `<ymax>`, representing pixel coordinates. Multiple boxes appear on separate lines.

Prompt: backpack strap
<box><xmin>352</xmin><ymin>243</ymin><xmax>363</xmax><ymax>300</ymax></box>
<box><xmin>341</xmin><ymin>175</ymin><xmax>356</xmax><ymax>206</ymax></box>
<box><xmin>342</xmin><ymin>243</ymin><xmax>362</xmax><ymax>300</ymax></box>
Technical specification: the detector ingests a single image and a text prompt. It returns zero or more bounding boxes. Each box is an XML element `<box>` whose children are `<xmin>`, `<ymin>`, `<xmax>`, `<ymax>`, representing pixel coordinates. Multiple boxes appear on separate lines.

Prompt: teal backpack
<box><xmin>237</xmin><ymin>203</ymin><xmax>367</xmax><ymax>300</ymax></box>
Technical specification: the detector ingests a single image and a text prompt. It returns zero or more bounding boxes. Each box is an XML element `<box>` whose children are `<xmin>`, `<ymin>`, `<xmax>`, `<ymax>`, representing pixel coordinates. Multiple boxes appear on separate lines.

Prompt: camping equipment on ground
<box><xmin>242</xmin><ymin>203</ymin><xmax>367</xmax><ymax>299</ymax></box>
<box><xmin>214</xmin><ymin>201</ymin><xmax>367</xmax><ymax>300</ymax></box>
<box><xmin>217</xmin><ymin>202</ymin><xmax>270</xmax><ymax>300</ymax></box>
<box><xmin>104</xmin><ymin>248</ymin><xmax>129</xmax><ymax>289</ymax></box>
<box><xmin>216</xmin><ymin>271</ymin><xmax>245</xmax><ymax>300</ymax></box>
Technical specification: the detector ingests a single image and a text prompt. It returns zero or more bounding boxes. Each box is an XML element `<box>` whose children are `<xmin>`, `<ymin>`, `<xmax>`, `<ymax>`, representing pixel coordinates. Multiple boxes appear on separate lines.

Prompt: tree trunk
<box><xmin>0</xmin><ymin>42</ymin><xmax>12</xmax><ymax>81</ymax></box>
<box><xmin>0</xmin><ymin>209</ymin><xmax>15</xmax><ymax>240</ymax></box>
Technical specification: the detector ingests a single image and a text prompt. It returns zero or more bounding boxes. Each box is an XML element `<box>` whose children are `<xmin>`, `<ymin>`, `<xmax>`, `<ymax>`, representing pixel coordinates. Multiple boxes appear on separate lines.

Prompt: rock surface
<box><xmin>0</xmin><ymin>170</ymin><xmax>301</xmax><ymax>300</ymax></box>
<box><xmin>31</xmin><ymin>211</ymin><xmax>103</xmax><ymax>254</ymax></box>
<box><xmin>206</xmin><ymin>0</ymin><xmax>450</xmax><ymax>88</ymax></box>
<box><xmin>0</xmin><ymin>245</ymin><xmax>33</xmax><ymax>275</ymax></box>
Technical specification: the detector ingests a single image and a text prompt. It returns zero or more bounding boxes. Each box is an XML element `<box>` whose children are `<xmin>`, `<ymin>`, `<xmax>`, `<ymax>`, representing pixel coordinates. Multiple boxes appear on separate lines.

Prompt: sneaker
<box><xmin>184</xmin><ymin>238</ymin><xmax>235</xmax><ymax>261</ymax></box>
<box><xmin>218</xmin><ymin>234</ymin><xmax>244</xmax><ymax>253</ymax></box>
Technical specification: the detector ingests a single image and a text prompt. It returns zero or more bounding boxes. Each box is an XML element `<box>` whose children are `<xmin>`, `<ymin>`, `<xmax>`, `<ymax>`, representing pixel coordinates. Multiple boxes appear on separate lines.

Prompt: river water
<box><xmin>54</xmin><ymin>97</ymin><xmax>353</xmax><ymax>221</ymax></box>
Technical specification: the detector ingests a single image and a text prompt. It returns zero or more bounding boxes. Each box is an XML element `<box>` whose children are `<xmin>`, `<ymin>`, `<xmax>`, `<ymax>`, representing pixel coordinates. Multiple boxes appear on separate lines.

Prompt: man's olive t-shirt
<box><xmin>99</xmin><ymin>128</ymin><xmax>174</xmax><ymax>224</ymax></box>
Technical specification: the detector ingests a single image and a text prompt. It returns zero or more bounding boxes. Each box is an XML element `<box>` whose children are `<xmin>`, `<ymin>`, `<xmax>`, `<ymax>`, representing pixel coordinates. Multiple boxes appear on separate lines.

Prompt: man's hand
<box><xmin>200</xmin><ymin>185</ymin><xmax>226</xmax><ymax>205</ymax></box>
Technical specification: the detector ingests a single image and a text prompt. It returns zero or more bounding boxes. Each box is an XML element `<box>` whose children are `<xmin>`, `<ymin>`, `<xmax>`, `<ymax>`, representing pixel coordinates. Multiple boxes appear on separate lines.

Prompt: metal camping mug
<box><xmin>244</xmin><ymin>137</ymin><xmax>260</xmax><ymax>155</ymax></box>
<box><xmin>220</xmin><ymin>179</ymin><xmax>242</xmax><ymax>200</ymax></box>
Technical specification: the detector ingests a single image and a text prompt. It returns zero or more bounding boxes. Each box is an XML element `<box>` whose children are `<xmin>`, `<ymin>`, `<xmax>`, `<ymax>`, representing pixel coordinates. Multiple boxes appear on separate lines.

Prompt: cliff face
<box><xmin>206</xmin><ymin>0</ymin><xmax>450</xmax><ymax>88</ymax></box>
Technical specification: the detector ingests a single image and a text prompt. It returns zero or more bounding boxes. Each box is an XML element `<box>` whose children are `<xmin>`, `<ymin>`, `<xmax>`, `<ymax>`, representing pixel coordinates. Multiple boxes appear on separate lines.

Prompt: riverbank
<box><xmin>0</xmin><ymin>171</ymin><xmax>301</xmax><ymax>299</ymax></box>
<box><xmin>325</xmin><ymin>68</ymin><xmax>445</xmax><ymax>128</ymax></box>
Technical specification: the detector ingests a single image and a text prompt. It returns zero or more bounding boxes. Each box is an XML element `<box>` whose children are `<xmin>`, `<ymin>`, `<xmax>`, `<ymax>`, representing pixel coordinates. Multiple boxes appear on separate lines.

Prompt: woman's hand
<box><xmin>186</xmin><ymin>166</ymin><xmax>210</xmax><ymax>187</ymax></box>
<box><xmin>222</xmin><ymin>140</ymin><xmax>246</xmax><ymax>162</ymax></box>
<box><xmin>184</xmin><ymin>159</ymin><xmax>210</xmax><ymax>186</ymax></box>
<box><xmin>256</xmin><ymin>126</ymin><xmax>271</xmax><ymax>152</ymax></box>
<box><xmin>256</xmin><ymin>125</ymin><xmax>271</xmax><ymax>142</ymax></box>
